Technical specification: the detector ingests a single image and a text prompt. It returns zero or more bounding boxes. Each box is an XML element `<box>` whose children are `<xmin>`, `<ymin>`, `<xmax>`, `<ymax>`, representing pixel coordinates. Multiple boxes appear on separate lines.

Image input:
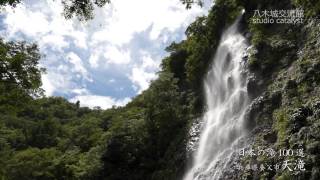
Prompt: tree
<box><xmin>62</xmin><ymin>0</ymin><xmax>110</xmax><ymax>21</ymax></box>
<box><xmin>0</xmin><ymin>0</ymin><xmax>21</xmax><ymax>7</ymax></box>
<box><xmin>5</xmin><ymin>148</ymin><xmax>60</xmax><ymax>180</ymax></box>
<box><xmin>0</xmin><ymin>39</ymin><xmax>44</xmax><ymax>95</ymax></box>
<box><xmin>143</xmin><ymin>72</ymin><xmax>185</xmax><ymax>160</ymax></box>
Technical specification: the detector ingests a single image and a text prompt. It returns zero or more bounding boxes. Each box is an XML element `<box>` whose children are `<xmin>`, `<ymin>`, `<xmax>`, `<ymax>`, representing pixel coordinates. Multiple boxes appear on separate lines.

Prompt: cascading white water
<box><xmin>184</xmin><ymin>16</ymin><xmax>249</xmax><ymax>180</ymax></box>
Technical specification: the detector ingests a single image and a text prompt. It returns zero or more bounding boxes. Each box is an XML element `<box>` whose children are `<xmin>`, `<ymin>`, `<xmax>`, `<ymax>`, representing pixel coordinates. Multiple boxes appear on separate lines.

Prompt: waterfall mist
<box><xmin>184</xmin><ymin>16</ymin><xmax>250</xmax><ymax>180</ymax></box>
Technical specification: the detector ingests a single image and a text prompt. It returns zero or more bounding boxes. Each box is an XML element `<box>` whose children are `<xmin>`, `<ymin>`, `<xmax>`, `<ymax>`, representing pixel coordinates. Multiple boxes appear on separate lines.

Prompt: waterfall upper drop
<box><xmin>184</xmin><ymin>16</ymin><xmax>250</xmax><ymax>180</ymax></box>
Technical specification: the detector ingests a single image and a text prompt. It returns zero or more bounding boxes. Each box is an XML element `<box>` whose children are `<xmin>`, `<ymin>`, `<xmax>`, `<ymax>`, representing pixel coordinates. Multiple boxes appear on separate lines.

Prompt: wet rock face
<box><xmin>263</xmin><ymin>131</ymin><xmax>277</xmax><ymax>144</ymax></box>
<box><xmin>311</xmin><ymin>167</ymin><xmax>320</xmax><ymax>180</ymax></box>
<box><xmin>299</xmin><ymin>61</ymin><xmax>320</xmax><ymax>83</ymax></box>
<box><xmin>186</xmin><ymin>118</ymin><xmax>204</xmax><ymax>159</ymax></box>
<box><xmin>244</xmin><ymin>90</ymin><xmax>282</xmax><ymax>130</ymax></box>
<box><xmin>247</xmin><ymin>75</ymin><xmax>262</xmax><ymax>98</ymax></box>
<box><xmin>313</xmin><ymin>101</ymin><xmax>320</xmax><ymax>109</ymax></box>
<box><xmin>289</xmin><ymin>107</ymin><xmax>313</xmax><ymax>133</ymax></box>
<box><xmin>285</xmin><ymin>79</ymin><xmax>298</xmax><ymax>90</ymax></box>
<box><xmin>313</xmin><ymin>103</ymin><xmax>320</xmax><ymax>119</ymax></box>
<box><xmin>306</xmin><ymin>141</ymin><xmax>320</xmax><ymax>155</ymax></box>
<box><xmin>244</xmin><ymin>95</ymin><xmax>263</xmax><ymax>130</ymax></box>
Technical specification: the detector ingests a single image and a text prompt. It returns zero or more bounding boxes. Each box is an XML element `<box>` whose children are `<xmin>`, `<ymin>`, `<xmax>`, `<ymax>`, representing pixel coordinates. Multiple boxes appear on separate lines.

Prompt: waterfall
<box><xmin>184</xmin><ymin>16</ymin><xmax>250</xmax><ymax>180</ymax></box>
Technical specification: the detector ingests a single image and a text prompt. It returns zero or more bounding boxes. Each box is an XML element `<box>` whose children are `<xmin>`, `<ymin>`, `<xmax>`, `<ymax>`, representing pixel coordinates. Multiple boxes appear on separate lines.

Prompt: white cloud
<box><xmin>70</xmin><ymin>95</ymin><xmax>131</xmax><ymax>109</ymax></box>
<box><xmin>0</xmin><ymin>0</ymin><xmax>211</xmax><ymax>108</ymax></box>
<box><xmin>128</xmin><ymin>53</ymin><xmax>160</xmax><ymax>93</ymax></box>
<box><xmin>2</xmin><ymin>1</ymin><xmax>87</xmax><ymax>50</ymax></box>
<box><xmin>141</xmin><ymin>55</ymin><xmax>159</xmax><ymax>70</ymax></box>
<box><xmin>70</xmin><ymin>31</ymin><xmax>88</xmax><ymax>49</ymax></box>
<box><xmin>3</xmin><ymin>6</ymin><xmax>49</xmax><ymax>37</ymax></box>
<box><xmin>108</xmin><ymin>79</ymin><xmax>116</xmax><ymax>83</ymax></box>
<box><xmin>87</xmin><ymin>0</ymin><xmax>209</xmax><ymax>69</ymax></box>
<box><xmin>129</xmin><ymin>66</ymin><xmax>158</xmax><ymax>93</ymax></box>
<box><xmin>42</xmin><ymin>71</ymin><xmax>73</xmax><ymax>94</ymax></box>
<box><xmin>41</xmin><ymin>74</ymin><xmax>56</xmax><ymax>96</ymax></box>
<box><xmin>88</xmin><ymin>48</ymin><xmax>102</xmax><ymax>68</ymax></box>
<box><xmin>66</xmin><ymin>52</ymin><xmax>88</xmax><ymax>77</ymax></box>
<box><xmin>90</xmin><ymin>0</ymin><xmax>205</xmax><ymax>46</ymax></box>
<box><xmin>103</xmin><ymin>46</ymin><xmax>131</xmax><ymax>65</ymax></box>
<box><xmin>41</xmin><ymin>34</ymin><xmax>69</xmax><ymax>51</ymax></box>
<box><xmin>89</xmin><ymin>45</ymin><xmax>131</xmax><ymax>67</ymax></box>
<box><xmin>130</xmin><ymin>67</ymin><xmax>157</xmax><ymax>93</ymax></box>
<box><xmin>71</xmin><ymin>88</ymin><xmax>89</xmax><ymax>95</ymax></box>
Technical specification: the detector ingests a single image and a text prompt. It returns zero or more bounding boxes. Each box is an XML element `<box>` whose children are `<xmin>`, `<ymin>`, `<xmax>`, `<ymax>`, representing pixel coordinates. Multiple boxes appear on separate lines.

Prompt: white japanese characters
<box><xmin>252</xmin><ymin>9</ymin><xmax>304</xmax><ymax>24</ymax></box>
<box><xmin>235</xmin><ymin>146</ymin><xmax>306</xmax><ymax>173</ymax></box>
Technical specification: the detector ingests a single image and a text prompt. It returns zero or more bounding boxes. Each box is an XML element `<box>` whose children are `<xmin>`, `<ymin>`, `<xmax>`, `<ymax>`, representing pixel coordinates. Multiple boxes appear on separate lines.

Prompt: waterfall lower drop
<box><xmin>184</xmin><ymin>16</ymin><xmax>250</xmax><ymax>180</ymax></box>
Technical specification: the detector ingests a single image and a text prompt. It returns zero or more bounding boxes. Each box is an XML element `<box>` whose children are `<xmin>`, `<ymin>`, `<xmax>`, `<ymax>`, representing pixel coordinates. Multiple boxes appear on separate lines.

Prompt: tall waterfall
<box><xmin>184</xmin><ymin>16</ymin><xmax>250</xmax><ymax>180</ymax></box>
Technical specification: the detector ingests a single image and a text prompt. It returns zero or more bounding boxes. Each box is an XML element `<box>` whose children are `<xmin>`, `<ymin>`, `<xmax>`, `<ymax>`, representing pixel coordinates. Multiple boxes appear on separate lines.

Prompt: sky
<box><xmin>0</xmin><ymin>0</ymin><xmax>211</xmax><ymax>109</ymax></box>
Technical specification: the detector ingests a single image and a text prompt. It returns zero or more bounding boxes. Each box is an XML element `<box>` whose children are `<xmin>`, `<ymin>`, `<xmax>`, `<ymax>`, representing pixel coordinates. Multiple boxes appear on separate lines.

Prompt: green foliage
<box><xmin>69</xmin><ymin>117</ymin><xmax>104</xmax><ymax>151</ymax></box>
<box><xmin>5</xmin><ymin>148</ymin><xmax>60</xmax><ymax>180</ymax></box>
<box><xmin>99</xmin><ymin>72</ymin><xmax>191</xmax><ymax>179</ymax></box>
<box><xmin>143</xmin><ymin>73</ymin><xmax>185</xmax><ymax>157</ymax></box>
<box><xmin>275</xmin><ymin>173</ymin><xmax>291</xmax><ymax>180</ymax></box>
<box><xmin>292</xmin><ymin>0</ymin><xmax>320</xmax><ymax>17</ymax></box>
<box><xmin>163</xmin><ymin>42</ymin><xmax>188</xmax><ymax>82</ymax></box>
<box><xmin>0</xmin><ymin>0</ymin><xmax>20</xmax><ymax>7</ymax></box>
<box><xmin>0</xmin><ymin>39</ymin><xmax>44</xmax><ymax>95</ymax></box>
<box><xmin>273</xmin><ymin>109</ymin><xmax>289</xmax><ymax>146</ymax></box>
<box><xmin>0</xmin><ymin>97</ymin><xmax>107</xmax><ymax>179</ymax></box>
<box><xmin>62</xmin><ymin>0</ymin><xmax>110</xmax><ymax>21</ymax></box>
<box><xmin>0</xmin><ymin>39</ymin><xmax>44</xmax><ymax>117</ymax></box>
